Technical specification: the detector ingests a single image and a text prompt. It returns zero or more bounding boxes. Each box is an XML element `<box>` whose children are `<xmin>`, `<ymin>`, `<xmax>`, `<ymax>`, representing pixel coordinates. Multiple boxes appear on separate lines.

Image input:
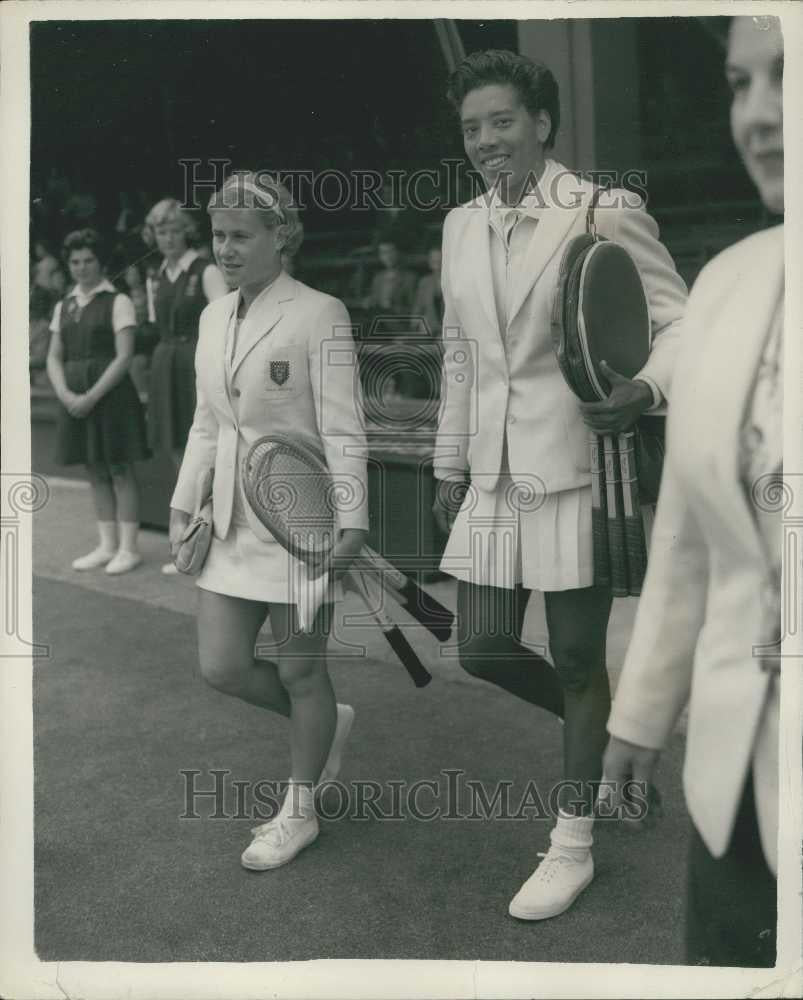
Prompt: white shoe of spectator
<box><xmin>161</xmin><ymin>562</ymin><xmax>180</xmax><ymax>575</ymax></box>
<box><xmin>105</xmin><ymin>550</ymin><xmax>142</xmax><ymax>575</ymax></box>
<box><xmin>72</xmin><ymin>546</ymin><xmax>116</xmax><ymax>571</ymax></box>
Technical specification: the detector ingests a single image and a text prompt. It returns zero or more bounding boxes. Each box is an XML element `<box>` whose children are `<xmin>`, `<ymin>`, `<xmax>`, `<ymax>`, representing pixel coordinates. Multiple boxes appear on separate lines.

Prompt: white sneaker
<box><xmin>105</xmin><ymin>550</ymin><xmax>142</xmax><ymax>575</ymax></box>
<box><xmin>241</xmin><ymin>813</ymin><xmax>319</xmax><ymax>871</ymax></box>
<box><xmin>72</xmin><ymin>547</ymin><xmax>116</xmax><ymax>571</ymax></box>
<box><xmin>318</xmin><ymin>704</ymin><xmax>355</xmax><ymax>786</ymax></box>
<box><xmin>508</xmin><ymin>845</ymin><xmax>594</xmax><ymax>920</ymax></box>
<box><xmin>161</xmin><ymin>561</ymin><xmax>180</xmax><ymax>575</ymax></box>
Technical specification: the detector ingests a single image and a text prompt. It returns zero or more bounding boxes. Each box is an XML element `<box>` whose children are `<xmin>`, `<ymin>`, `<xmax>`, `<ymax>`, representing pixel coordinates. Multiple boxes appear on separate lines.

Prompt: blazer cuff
<box><xmin>606</xmin><ymin>704</ymin><xmax>675</xmax><ymax>752</ymax></box>
<box><xmin>336</xmin><ymin>509</ymin><xmax>369</xmax><ymax>532</ymax></box>
<box><xmin>171</xmin><ymin>481</ymin><xmax>198</xmax><ymax>516</ymax></box>
<box><xmin>635</xmin><ymin>375</ymin><xmax>664</xmax><ymax>411</ymax></box>
<box><xmin>433</xmin><ymin>466</ymin><xmax>469</xmax><ymax>482</ymax></box>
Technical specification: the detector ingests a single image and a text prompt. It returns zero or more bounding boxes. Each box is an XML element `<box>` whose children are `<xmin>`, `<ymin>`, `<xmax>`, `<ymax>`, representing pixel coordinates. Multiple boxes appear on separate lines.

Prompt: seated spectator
<box><xmin>29</xmin><ymin>284</ymin><xmax>56</xmax><ymax>375</ymax></box>
<box><xmin>363</xmin><ymin>240</ymin><xmax>417</xmax><ymax>335</ymax></box>
<box><xmin>412</xmin><ymin>246</ymin><xmax>444</xmax><ymax>337</ymax></box>
<box><xmin>32</xmin><ymin>242</ymin><xmax>63</xmax><ymax>294</ymax></box>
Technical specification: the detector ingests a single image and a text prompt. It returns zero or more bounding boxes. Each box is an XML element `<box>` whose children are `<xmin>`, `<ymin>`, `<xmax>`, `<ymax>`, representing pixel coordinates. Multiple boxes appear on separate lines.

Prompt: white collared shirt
<box><xmin>50</xmin><ymin>279</ymin><xmax>136</xmax><ymax>335</ymax></box>
<box><xmin>486</xmin><ymin>160</ymin><xmax>663</xmax><ymax>408</ymax></box>
<box><xmin>487</xmin><ymin>164</ymin><xmax>550</xmax><ymax>336</ymax></box>
<box><xmin>146</xmin><ymin>250</ymin><xmax>229</xmax><ymax>323</ymax></box>
<box><xmin>225</xmin><ymin>274</ymin><xmax>281</xmax><ymax>372</ymax></box>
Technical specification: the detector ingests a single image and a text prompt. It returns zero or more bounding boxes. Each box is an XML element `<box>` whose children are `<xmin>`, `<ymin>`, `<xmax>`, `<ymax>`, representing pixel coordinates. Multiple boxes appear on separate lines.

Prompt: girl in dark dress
<box><xmin>143</xmin><ymin>198</ymin><xmax>227</xmax><ymax>574</ymax></box>
<box><xmin>46</xmin><ymin>229</ymin><xmax>149</xmax><ymax>574</ymax></box>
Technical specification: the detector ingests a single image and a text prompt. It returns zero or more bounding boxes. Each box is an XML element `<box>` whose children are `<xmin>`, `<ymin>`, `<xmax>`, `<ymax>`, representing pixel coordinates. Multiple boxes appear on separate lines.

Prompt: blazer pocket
<box><xmin>259</xmin><ymin>346</ymin><xmax>305</xmax><ymax>399</ymax></box>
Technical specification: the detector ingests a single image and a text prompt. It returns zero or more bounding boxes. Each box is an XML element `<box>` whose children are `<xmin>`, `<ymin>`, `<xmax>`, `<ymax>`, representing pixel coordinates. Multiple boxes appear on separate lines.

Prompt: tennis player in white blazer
<box><xmin>432</xmin><ymin>49</ymin><xmax>688</xmax><ymax>920</ymax></box>
<box><xmin>604</xmin><ymin>16</ymin><xmax>784</xmax><ymax>967</ymax></box>
<box><xmin>169</xmin><ymin>172</ymin><xmax>368</xmax><ymax>872</ymax></box>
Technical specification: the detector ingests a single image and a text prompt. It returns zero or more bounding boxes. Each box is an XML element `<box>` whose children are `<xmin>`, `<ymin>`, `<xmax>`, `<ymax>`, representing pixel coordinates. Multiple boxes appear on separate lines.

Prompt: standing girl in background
<box><xmin>46</xmin><ymin>228</ymin><xmax>149</xmax><ymax>574</ymax></box>
<box><xmin>143</xmin><ymin>198</ymin><xmax>228</xmax><ymax>574</ymax></box>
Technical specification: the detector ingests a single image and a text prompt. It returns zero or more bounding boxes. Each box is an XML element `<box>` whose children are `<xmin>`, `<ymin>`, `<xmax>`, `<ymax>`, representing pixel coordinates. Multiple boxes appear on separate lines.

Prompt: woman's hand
<box><xmin>309</xmin><ymin>528</ymin><xmax>367</xmax><ymax>582</ymax></box>
<box><xmin>578</xmin><ymin>362</ymin><xmax>654</xmax><ymax>435</ymax></box>
<box><xmin>600</xmin><ymin>735</ymin><xmax>662</xmax><ymax>830</ymax></box>
<box><xmin>169</xmin><ymin>508</ymin><xmax>191</xmax><ymax>559</ymax></box>
<box><xmin>66</xmin><ymin>392</ymin><xmax>96</xmax><ymax>418</ymax></box>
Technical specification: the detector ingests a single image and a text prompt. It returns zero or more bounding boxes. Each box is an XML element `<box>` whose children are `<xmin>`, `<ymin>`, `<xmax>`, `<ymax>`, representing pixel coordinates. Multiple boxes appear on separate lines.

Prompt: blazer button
<box><xmin>232</xmin><ymin>388</ymin><xmax>241</xmax><ymax>398</ymax></box>
<box><xmin>508</xmin><ymin>415</ymin><xmax>516</xmax><ymax>425</ymax></box>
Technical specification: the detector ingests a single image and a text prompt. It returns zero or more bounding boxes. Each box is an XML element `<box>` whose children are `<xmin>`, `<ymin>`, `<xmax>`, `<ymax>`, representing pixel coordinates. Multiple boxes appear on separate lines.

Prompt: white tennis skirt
<box><xmin>439</xmin><ymin>471</ymin><xmax>594</xmax><ymax>593</ymax></box>
<box><xmin>197</xmin><ymin>478</ymin><xmax>347</xmax><ymax>608</ymax></box>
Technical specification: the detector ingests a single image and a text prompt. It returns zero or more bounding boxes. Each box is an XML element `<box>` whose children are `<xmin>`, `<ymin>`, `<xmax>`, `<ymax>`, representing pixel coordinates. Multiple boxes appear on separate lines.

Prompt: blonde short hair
<box><xmin>143</xmin><ymin>198</ymin><xmax>200</xmax><ymax>248</ymax></box>
<box><xmin>207</xmin><ymin>171</ymin><xmax>304</xmax><ymax>257</ymax></box>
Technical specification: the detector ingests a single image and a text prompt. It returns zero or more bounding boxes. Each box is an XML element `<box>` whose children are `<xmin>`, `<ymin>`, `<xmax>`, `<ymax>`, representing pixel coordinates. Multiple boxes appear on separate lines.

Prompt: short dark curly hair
<box><xmin>447</xmin><ymin>49</ymin><xmax>560</xmax><ymax>149</ymax></box>
<box><xmin>62</xmin><ymin>228</ymin><xmax>107</xmax><ymax>267</ymax></box>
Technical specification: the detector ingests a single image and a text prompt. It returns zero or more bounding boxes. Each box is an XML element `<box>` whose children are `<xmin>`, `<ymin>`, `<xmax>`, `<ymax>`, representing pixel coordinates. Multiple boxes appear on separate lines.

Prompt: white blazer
<box><xmin>434</xmin><ymin>160</ymin><xmax>688</xmax><ymax>494</ymax></box>
<box><xmin>607</xmin><ymin>225</ymin><xmax>784</xmax><ymax>874</ymax></box>
<box><xmin>172</xmin><ymin>272</ymin><xmax>368</xmax><ymax>539</ymax></box>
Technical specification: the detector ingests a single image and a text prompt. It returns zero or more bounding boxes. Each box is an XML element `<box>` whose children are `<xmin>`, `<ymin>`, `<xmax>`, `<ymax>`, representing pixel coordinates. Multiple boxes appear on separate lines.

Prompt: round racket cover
<box><xmin>576</xmin><ymin>240</ymin><xmax>651</xmax><ymax>400</ymax></box>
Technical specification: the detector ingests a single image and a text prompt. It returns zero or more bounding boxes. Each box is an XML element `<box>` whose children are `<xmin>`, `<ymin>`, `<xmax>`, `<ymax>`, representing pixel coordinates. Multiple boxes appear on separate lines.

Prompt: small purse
<box><xmin>174</xmin><ymin>467</ymin><xmax>214</xmax><ymax>575</ymax></box>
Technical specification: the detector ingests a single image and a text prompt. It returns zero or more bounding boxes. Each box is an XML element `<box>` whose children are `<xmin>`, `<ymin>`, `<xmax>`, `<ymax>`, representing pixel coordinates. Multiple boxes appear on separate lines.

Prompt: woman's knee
<box><xmin>456</xmin><ymin>633</ymin><xmax>504</xmax><ymax>681</ymax></box>
<box><xmin>549</xmin><ymin>635</ymin><xmax>606</xmax><ymax>694</ymax></box>
<box><xmin>86</xmin><ymin>462</ymin><xmax>112</xmax><ymax>485</ymax></box>
<box><xmin>197</xmin><ymin>652</ymin><xmax>247</xmax><ymax>695</ymax></box>
<box><xmin>109</xmin><ymin>462</ymin><xmax>134</xmax><ymax>482</ymax></box>
<box><xmin>277</xmin><ymin>651</ymin><xmax>327</xmax><ymax>697</ymax></box>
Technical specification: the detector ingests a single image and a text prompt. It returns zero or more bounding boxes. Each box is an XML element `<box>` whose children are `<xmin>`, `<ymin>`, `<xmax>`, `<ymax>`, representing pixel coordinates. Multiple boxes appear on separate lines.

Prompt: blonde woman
<box><xmin>143</xmin><ymin>198</ymin><xmax>227</xmax><ymax>573</ymax></box>
<box><xmin>170</xmin><ymin>173</ymin><xmax>368</xmax><ymax>870</ymax></box>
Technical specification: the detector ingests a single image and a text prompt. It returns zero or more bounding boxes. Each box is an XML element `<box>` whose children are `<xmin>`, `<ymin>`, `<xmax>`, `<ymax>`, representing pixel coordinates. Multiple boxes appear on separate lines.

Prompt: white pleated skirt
<box><xmin>439</xmin><ymin>470</ymin><xmax>594</xmax><ymax>593</ymax></box>
<box><xmin>196</xmin><ymin>479</ymin><xmax>343</xmax><ymax>606</ymax></box>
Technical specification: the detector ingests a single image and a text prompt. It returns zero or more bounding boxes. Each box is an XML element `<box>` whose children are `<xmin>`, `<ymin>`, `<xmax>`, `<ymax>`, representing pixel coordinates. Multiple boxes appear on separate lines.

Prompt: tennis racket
<box><xmin>552</xmin><ymin>186</ymin><xmax>653</xmax><ymax>597</ymax></box>
<box><xmin>241</xmin><ymin>434</ymin><xmax>438</xmax><ymax>687</ymax></box>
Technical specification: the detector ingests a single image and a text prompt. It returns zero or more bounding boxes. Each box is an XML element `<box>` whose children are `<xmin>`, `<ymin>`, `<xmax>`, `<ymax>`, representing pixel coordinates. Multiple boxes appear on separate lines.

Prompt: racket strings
<box><xmin>244</xmin><ymin>443</ymin><xmax>335</xmax><ymax>558</ymax></box>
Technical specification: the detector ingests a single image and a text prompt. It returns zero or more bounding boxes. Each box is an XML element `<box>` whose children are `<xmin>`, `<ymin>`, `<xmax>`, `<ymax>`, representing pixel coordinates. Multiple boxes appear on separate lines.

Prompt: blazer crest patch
<box><xmin>269</xmin><ymin>359</ymin><xmax>290</xmax><ymax>386</ymax></box>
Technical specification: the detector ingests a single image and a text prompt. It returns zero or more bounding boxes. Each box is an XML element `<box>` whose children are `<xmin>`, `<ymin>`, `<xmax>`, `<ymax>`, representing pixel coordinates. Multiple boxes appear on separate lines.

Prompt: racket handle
<box><xmin>383</xmin><ymin>626</ymin><xmax>433</xmax><ymax>688</ymax></box>
<box><xmin>618</xmin><ymin>431</ymin><xmax>647</xmax><ymax>596</ymax></box>
<box><xmin>347</xmin><ymin>570</ymin><xmax>433</xmax><ymax>688</ymax></box>
<box><xmin>603</xmin><ymin>435</ymin><xmax>629</xmax><ymax>598</ymax></box>
<box><xmin>590</xmin><ymin>434</ymin><xmax>611</xmax><ymax>589</ymax></box>
<box><xmin>359</xmin><ymin>549</ymin><xmax>454</xmax><ymax>640</ymax></box>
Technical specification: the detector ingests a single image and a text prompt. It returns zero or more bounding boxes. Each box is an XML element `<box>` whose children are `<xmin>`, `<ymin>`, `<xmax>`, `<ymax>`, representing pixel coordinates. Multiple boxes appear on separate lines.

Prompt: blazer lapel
<box><xmin>507</xmin><ymin>165</ymin><xmax>583</xmax><ymax>327</ymax></box>
<box><xmin>465</xmin><ymin>202</ymin><xmax>500</xmax><ymax>338</ymax></box>
<box><xmin>708</xmin><ymin>229</ymin><xmax>784</xmax><ymax>540</ymax></box>
<box><xmin>230</xmin><ymin>272</ymin><xmax>295</xmax><ymax>378</ymax></box>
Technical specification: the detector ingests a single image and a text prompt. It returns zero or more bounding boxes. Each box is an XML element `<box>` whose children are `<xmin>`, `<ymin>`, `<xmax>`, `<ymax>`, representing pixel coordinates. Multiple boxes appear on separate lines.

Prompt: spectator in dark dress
<box><xmin>142</xmin><ymin>198</ymin><xmax>228</xmax><ymax>574</ymax></box>
<box><xmin>46</xmin><ymin>228</ymin><xmax>149</xmax><ymax>574</ymax></box>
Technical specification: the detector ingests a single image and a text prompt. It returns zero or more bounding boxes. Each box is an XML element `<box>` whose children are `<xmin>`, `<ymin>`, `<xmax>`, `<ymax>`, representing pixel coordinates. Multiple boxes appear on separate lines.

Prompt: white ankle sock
<box><xmin>118</xmin><ymin>520</ymin><xmax>139</xmax><ymax>554</ymax></box>
<box><xmin>97</xmin><ymin>520</ymin><xmax>118</xmax><ymax>552</ymax></box>
<box><xmin>551</xmin><ymin>811</ymin><xmax>594</xmax><ymax>856</ymax></box>
<box><xmin>282</xmin><ymin>780</ymin><xmax>316</xmax><ymax>822</ymax></box>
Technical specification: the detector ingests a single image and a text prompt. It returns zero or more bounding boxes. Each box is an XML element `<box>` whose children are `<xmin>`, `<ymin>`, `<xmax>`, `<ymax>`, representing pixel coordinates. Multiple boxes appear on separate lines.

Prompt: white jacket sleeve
<box><xmin>607</xmin><ymin>445</ymin><xmax>709</xmax><ymax>749</ymax></box>
<box><xmin>604</xmin><ymin>193</ymin><xmax>688</xmax><ymax>403</ymax></box>
<box><xmin>434</xmin><ymin>211</ymin><xmax>474</xmax><ymax>481</ymax></box>
<box><xmin>308</xmin><ymin>298</ymin><xmax>369</xmax><ymax>532</ymax></box>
